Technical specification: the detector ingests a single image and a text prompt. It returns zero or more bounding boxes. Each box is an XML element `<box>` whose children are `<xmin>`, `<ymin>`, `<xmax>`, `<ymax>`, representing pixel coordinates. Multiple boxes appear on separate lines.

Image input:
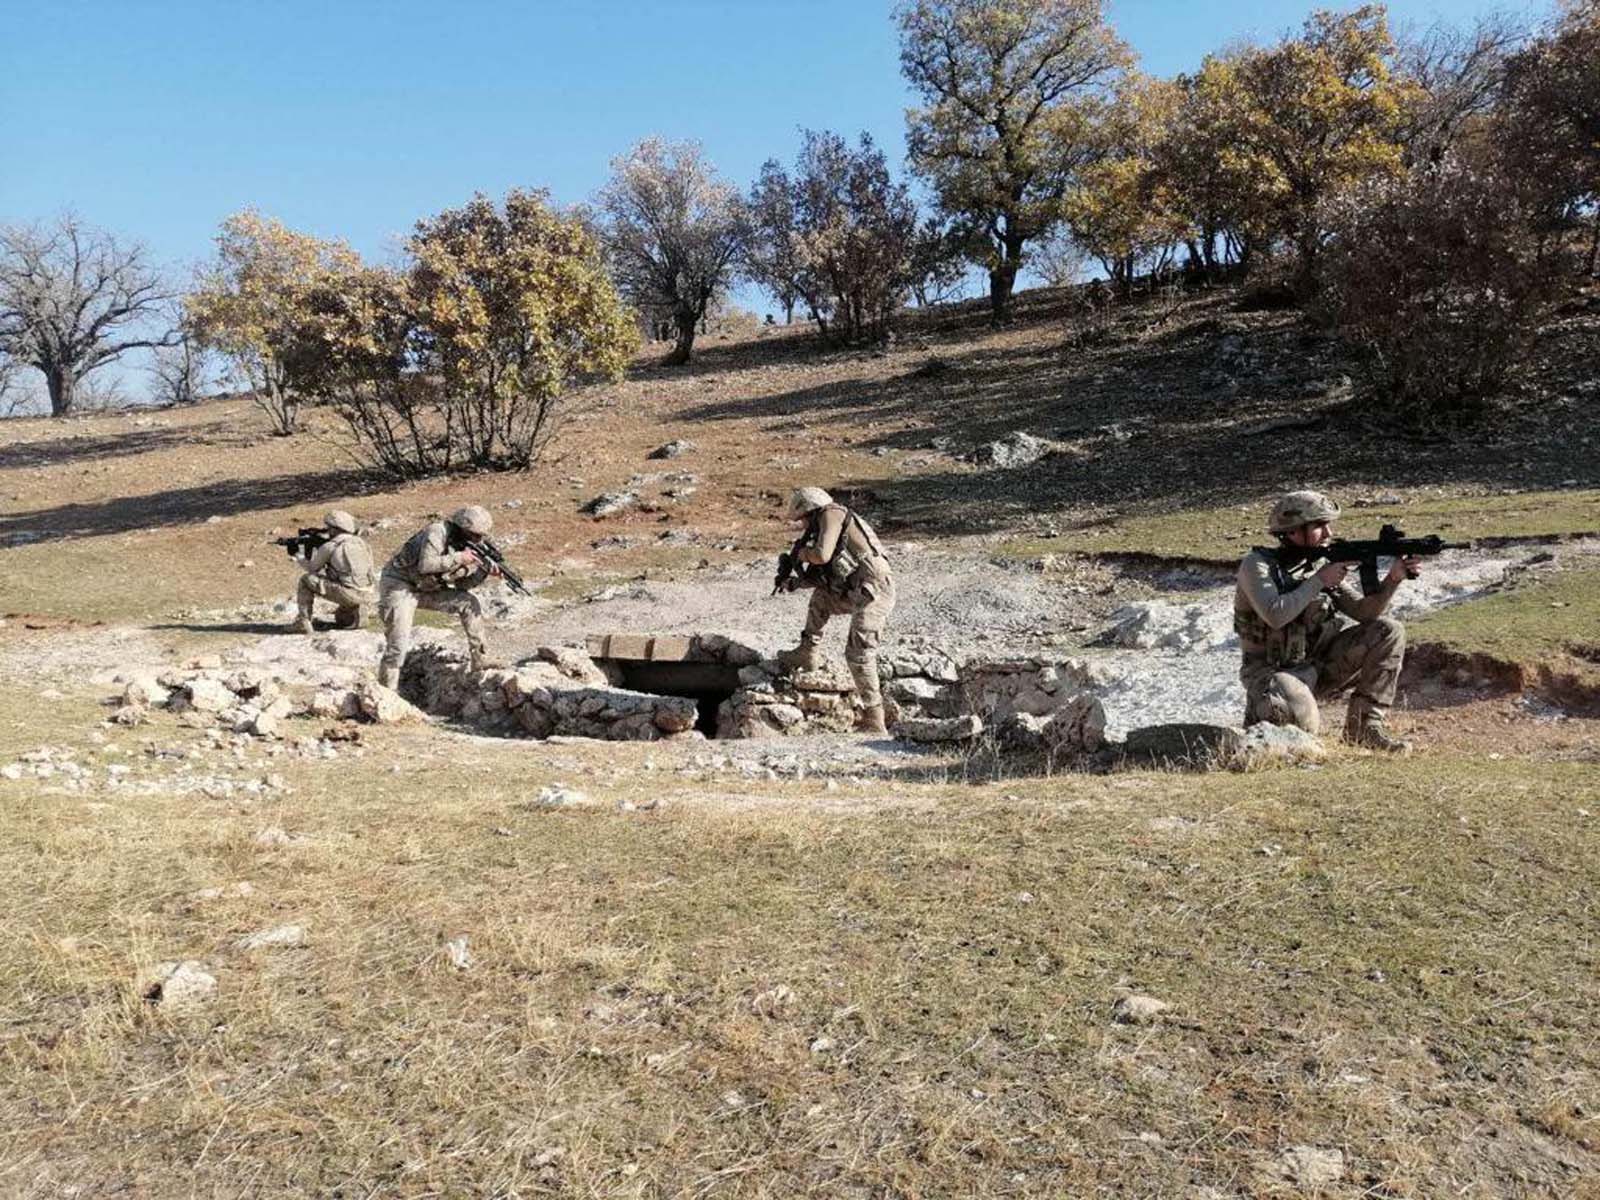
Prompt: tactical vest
<box><xmin>811</xmin><ymin>505</ymin><xmax>887</xmax><ymax>595</ymax></box>
<box><xmin>1233</xmin><ymin>547</ymin><xmax>1336</xmax><ymax>667</ymax></box>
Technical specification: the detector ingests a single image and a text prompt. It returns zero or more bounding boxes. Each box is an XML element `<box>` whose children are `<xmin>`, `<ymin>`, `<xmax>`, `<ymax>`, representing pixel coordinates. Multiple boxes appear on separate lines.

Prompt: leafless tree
<box><xmin>0</xmin><ymin>215</ymin><xmax>178</xmax><ymax>416</ymax></box>
<box><xmin>1398</xmin><ymin>11</ymin><xmax>1528</xmax><ymax>164</ymax></box>
<box><xmin>0</xmin><ymin>351</ymin><xmax>28</xmax><ymax>416</ymax></box>
<box><xmin>146</xmin><ymin>329</ymin><xmax>216</xmax><ymax>406</ymax></box>
<box><xmin>596</xmin><ymin>139</ymin><xmax>748</xmax><ymax>366</ymax></box>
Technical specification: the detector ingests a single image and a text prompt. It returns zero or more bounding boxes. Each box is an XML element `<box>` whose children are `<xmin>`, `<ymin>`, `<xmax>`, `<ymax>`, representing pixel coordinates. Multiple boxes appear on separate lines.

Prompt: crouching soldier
<box><xmin>290</xmin><ymin>510</ymin><xmax>376</xmax><ymax>633</ymax></box>
<box><xmin>1235</xmin><ymin>491</ymin><xmax>1420</xmax><ymax>752</ymax></box>
<box><xmin>377</xmin><ymin>505</ymin><xmax>503</xmax><ymax>689</ymax></box>
<box><xmin>775</xmin><ymin>487</ymin><xmax>896</xmax><ymax>735</ymax></box>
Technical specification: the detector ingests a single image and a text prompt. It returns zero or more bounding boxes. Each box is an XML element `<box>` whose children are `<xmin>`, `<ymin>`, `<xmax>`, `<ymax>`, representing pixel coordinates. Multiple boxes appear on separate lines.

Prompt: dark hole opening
<box><xmin>601</xmin><ymin>660</ymin><xmax>743</xmax><ymax>738</ymax></box>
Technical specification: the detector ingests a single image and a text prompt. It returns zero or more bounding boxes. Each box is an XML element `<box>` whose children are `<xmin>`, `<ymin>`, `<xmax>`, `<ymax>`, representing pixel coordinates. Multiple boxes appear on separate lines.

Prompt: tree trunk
<box><xmin>664</xmin><ymin>311</ymin><xmax>697</xmax><ymax>366</ymax></box>
<box><xmin>1588</xmin><ymin>210</ymin><xmax>1600</xmax><ymax>277</ymax></box>
<box><xmin>783</xmin><ymin>298</ymin><xmax>794</xmax><ymax>325</ymax></box>
<box><xmin>45</xmin><ymin>363</ymin><xmax>77</xmax><ymax>417</ymax></box>
<box><xmin>988</xmin><ymin>233</ymin><xmax>1026</xmax><ymax>322</ymax></box>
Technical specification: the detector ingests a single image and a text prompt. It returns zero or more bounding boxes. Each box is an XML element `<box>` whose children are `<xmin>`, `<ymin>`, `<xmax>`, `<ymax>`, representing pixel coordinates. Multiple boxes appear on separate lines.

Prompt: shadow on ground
<box><xmin>0</xmin><ymin>419</ymin><xmax>264</xmax><ymax>472</ymax></box>
<box><xmin>0</xmin><ymin>466</ymin><xmax>376</xmax><ymax>540</ymax></box>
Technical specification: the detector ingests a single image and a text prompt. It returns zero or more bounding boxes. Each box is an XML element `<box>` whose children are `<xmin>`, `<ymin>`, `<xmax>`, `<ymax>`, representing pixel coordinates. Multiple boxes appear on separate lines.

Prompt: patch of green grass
<box><xmin>997</xmin><ymin>488</ymin><xmax>1600</xmax><ymax>564</ymax></box>
<box><xmin>1411</xmin><ymin>565</ymin><xmax>1600</xmax><ymax>666</ymax></box>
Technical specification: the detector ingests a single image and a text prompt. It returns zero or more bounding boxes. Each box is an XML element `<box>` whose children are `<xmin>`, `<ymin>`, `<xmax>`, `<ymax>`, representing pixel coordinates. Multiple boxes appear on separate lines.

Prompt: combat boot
<box><xmin>289</xmin><ymin>617</ymin><xmax>314</xmax><ymax>635</ymax></box>
<box><xmin>854</xmin><ymin>705</ymin><xmax>888</xmax><ymax>736</ymax></box>
<box><xmin>775</xmin><ymin>643</ymin><xmax>822</xmax><ymax>671</ymax></box>
<box><xmin>1345</xmin><ymin>715</ymin><xmax>1412</xmax><ymax>754</ymax></box>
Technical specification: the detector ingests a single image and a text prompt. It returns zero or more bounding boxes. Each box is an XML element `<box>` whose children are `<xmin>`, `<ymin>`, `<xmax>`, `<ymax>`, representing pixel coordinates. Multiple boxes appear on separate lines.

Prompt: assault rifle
<box><xmin>1318</xmin><ymin>523</ymin><xmax>1469</xmax><ymax>595</ymax></box>
<box><xmin>772</xmin><ymin>530</ymin><xmax>820</xmax><ymax>596</ymax></box>
<box><xmin>451</xmin><ymin>533</ymin><xmax>533</xmax><ymax>598</ymax></box>
<box><xmin>274</xmin><ymin>527</ymin><xmax>333</xmax><ymax>560</ymax></box>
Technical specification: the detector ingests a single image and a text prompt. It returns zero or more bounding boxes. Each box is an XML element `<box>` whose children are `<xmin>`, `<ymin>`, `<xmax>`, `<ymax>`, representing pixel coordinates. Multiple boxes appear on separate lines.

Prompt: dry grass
<box><xmin>2</xmin><ymin>684</ymin><xmax>1597</xmax><ymax>1196</ymax></box>
<box><xmin>4</xmin><ymin>283</ymin><xmax>1600</xmax><ymax>1196</ymax></box>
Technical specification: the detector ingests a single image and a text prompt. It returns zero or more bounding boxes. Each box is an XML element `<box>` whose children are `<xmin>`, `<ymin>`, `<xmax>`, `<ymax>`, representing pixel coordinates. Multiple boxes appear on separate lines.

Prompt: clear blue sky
<box><xmin>1</xmin><ymin>0</ymin><xmax>1528</xmax><ymax>398</ymax></box>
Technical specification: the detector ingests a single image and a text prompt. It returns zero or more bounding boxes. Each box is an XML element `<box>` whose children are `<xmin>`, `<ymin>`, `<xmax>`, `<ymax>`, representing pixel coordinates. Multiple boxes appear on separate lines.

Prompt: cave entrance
<box><xmin>587</xmin><ymin>633</ymin><xmax>752</xmax><ymax>738</ymax></box>
<box><xmin>602</xmin><ymin>659</ymin><xmax>742</xmax><ymax>737</ymax></box>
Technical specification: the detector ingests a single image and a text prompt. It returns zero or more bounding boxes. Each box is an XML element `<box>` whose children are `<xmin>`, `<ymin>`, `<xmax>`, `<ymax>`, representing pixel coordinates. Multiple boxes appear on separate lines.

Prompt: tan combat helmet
<box><xmin>787</xmin><ymin>487</ymin><xmax>834</xmax><ymax>519</ymax></box>
<box><xmin>1268</xmin><ymin>490</ymin><xmax>1341</xmax><ymax>534</ymax></box>
<box><xmin>323</xmin><ymin>510</ymin><xmax>357</xmax><ymax>534</ymax></box>
<box><xmin>448</xmin><ymin>505</ymin><xmax>494</xmax><ymax>537</ymax></box>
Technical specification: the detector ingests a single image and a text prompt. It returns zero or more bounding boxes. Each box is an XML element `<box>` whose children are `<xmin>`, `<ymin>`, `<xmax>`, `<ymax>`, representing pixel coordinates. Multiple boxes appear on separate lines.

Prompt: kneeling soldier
<box><xmin>291</xmin><ymin>510</ymin><xmax>376</xmax><ymax>633</ymax></box>
<box><xmin>1235</xmin><ymin>491</ymin><xmax>1420</xmax><ymax>752</ymax></box>
<box><xmin>377</xmin><ymin>505</ymin><xmax>502</xmax><ymax>689</ymax></box>
<box><xmin>776</xmin><ymin>487</ymin><xmax>896</xmax><ymax>735</ymax></box>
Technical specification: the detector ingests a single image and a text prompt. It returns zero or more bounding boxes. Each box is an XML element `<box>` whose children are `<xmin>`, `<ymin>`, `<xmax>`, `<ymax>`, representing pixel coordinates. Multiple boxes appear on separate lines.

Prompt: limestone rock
<box><xmin>581</xmin><ymin>491</ymin><xmax>639</xmax><ymax>518</ymax></box>
<box><xmin>1123</xmin><ymin>723</ymin><xmax>1246</xmax><ymax>767</ymax></box>
<box><xmin>1040</xmin><ymin>693</ymin><xmax>1107</xmax><ymax>754</ymax></box>
<box><xmin>967</xmin><ymin>430</ymin><xmax>1050</xmax><ymax>468</ymax></box>
<box><xmin>236</xmin><ymin>924</ymin><xmax>307</xmax><ymax>951</ymax></box>
<box><xmin>1234</xmin><ymin>723</ymin><xmax>1327</xmax><ymax>770</ymax></box>
<box><xmin>176</xmin><ymin>677</ymin><xmax>236</xmax><ymax>714</ymax></box>
<box><xmin>1112</xmin><ymin>993</ymin><xmax>1170</xmax><ymax>1025</ymax></box>
<box><xmin>356</xmin><ymin>681</ymin><xmax>424</xmax><ymax>724</ymax></box>
<box><xmin>1105</xmin><ymin>601</ymin><xmax>1232</xmax><ymax>652</ymax></box>
<box><xmin>445</xmin><ymin>936</ymin><xmax>474</xmax><ymax>971</ymax></box>
<box><xmin>1276</xmin><ymin>1146</ymin><xmax>1344</xmax><ymax>1188</ymax></box>
<box><xmin>895</xmin><ymin>714</ymin><xmax>983</xmax><ymax>743</ymax></box>
<box><xmin>122</xmin><ymin>677</ymin><xmax>172</xmax><ymax>708</ymax></box>
<box><xmin>141</xmin><ymin>960</ymin><xmax>217</xmax><ymax>1010</ymax></box>
<box><xmin>647</xmin><ymin>439</ymin><xmax>696</xmax><ymax>460</ymax></box>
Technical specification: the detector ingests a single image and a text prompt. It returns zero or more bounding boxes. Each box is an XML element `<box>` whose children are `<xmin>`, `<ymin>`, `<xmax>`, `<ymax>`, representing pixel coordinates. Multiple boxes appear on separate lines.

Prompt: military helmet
<box><xmin>448</xmin><ymin>505</ymin><xmax>494</xmax><ymax>536</ymax></box>
<box><xmin>323</xmin><ymin>510</ymin><xmax>357</xmax><ymax>534</ymax></box>
<box><xmin>787</xmin><ymin>487</ymin><xmax>834</xmax><ymax>519</ymax></box>
<box><xmin>1268</xmin><ymin>490</ymin><xmax>1341</xmax><ymax>534</ymax></box>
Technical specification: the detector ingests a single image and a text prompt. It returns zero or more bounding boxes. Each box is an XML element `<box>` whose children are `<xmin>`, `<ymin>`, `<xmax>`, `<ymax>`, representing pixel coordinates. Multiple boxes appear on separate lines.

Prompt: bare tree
<box><xmin>146</xmin><ymin>328</ymin><xmax>217</xmax><ymax>406</ymax></box>
<box><xmin>0</xmin><ymin>215</ymin><xmax>177</xmax><ymax>416</ymax></box>
<box><xmin>596</xmin><ymin>139</ymin><xmax>747</xmax><ymax>366</ymax></box>
<box><xmin>1398</xmin><ymin>11</ymin><xmax>1527</xmax><ymax>164</ymax></box>
<box><xmin>0</xmin><ymin>350</ymin><xmax>27</xmax><ymax>417</ymax></box>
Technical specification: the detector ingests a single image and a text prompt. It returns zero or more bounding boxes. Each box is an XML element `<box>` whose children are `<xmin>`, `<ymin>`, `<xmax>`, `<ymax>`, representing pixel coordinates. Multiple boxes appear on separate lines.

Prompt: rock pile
<box><xmin>106</xmin><ymin>657</ymin><xmax>423</xmax><ymax>737</ymax></box>
<box><xmin>717</xmin><ymin>658</ymin><xmax>859</xmax><ymax>738</ymax></box>
<box><xmin>400</xmin><ymin>644</ymin><xmax>700</xmax><ymax>741</ymax></box>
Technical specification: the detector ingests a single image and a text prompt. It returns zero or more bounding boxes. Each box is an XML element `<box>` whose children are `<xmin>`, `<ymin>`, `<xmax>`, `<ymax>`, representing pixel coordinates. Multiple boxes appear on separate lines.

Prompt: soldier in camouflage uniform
<box><xmin>290</xmin><ymin>510</ymin><xmax>377</xmax><ymax>634</ymax></box>
<box><xmin>775</xmin><ymin>487</ymin><xmax>897</xmax><ymax>735</ymax></box>
<box><xmin>377</xmin><ymin>505</ymin><xmax>503</xmax><ymax>689</ymax></box>
<box><xmin>1234</xmin><ymin>491</ymin><xmax>1421</xmax><ymax>752</ymax></box>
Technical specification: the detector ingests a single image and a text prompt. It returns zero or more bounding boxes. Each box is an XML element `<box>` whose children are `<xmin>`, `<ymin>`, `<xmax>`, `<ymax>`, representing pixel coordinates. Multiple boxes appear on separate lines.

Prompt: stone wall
<box><xmin>400</xmin><ymin>645</ymin><xmax>700</xmax><ymax>742</ymax></box>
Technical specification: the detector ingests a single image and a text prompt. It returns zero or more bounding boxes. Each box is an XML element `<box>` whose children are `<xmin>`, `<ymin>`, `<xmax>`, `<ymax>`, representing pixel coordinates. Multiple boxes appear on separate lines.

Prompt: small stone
<box><xmin>894</xmin><ymin>714</ymin><xmax>983</xmax><ymax>743</ymax></box>
<box><xmin>534</xmin><ymin>784</ymin><xmax>586</xmax><ymax>808</ymax></box>
<box><xmin>141</xmin><ymin>960</ymin><xmax>217</xmax><ymax>1010</ymax></box>
<box><xmin>236</xmin><ymin>924</ymin><xmax>307</xmax><ymax>951</ymax></box>
<box><xmin>809</xmin><ymin>1035</ymin><xmax>836</xmax><ymax>1054</ymax></box>
<box><xmin>445</xmin><ymin>936</ymin><xmax>473</xmax><ymax>971</ymax></box>
<box><xmin>189</xmin><ymin>881</ymin><xmax>256</xmax><ymax>902</ymax></box>
<box><xmin>1277</xmin><ymin>1146</ymin><xmax>1344</xmax><ymax>1187</ymax></box>
<box><xmin>751</xmin><ymin>984</ymin><xmax>796</xmax><ymax>1017</ymax></box>
<box><xmin>253</xmin><ymin>826</ymin><xmax>295</xmax><ymax>847</ymax></box>
<box><xmin>1112</xmin><ymin>994</ymin><xmax>1171</xmax><ymax>1025</ymax></box>
<box><xmin>646</xmin><ymin>439</ymin><xmax>696</xmax><ymax>460</ymax></box>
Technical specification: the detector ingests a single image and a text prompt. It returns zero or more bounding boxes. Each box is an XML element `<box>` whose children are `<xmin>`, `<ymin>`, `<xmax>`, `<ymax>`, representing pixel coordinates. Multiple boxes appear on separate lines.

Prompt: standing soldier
<box><xmin>1234</xmin><ymin>491</ymin><xmax>1421</xmax><ymax>752</ymax></box>
<box><xmin>377</xmin><ymin>505</ymin><xmax>503</xmax><ymax>689</ymax></box>
<box><xmin>775</xmin><ymin>487</ymin><xmax>896</xmax><ymax>735</ymax></box>
<box><xmin>290</xmin><ymin>510</ymin><xmax>376</xmax><ymax>633</ymax></box>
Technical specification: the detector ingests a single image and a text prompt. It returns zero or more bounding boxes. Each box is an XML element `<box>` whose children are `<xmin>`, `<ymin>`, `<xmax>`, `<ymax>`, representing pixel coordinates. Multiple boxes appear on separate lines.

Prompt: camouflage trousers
<box><xmin>298</xmin><ymin>574</ymin><xmax>376</xmax><ymax>629</ymax></box>
<box><xmin>800</xmin><ymin>566</ymin><xmax>896</xmax><ymax>708</ymax></box>
<box><xmin>1242</xmin><ymin>617</ymin><xmax>1406</xmax><ymax>736</ymax></box>
<box><xmin>377</xmin><ymin>574</ymin><xmax>486</xmax><ymax>687</ymax></box>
